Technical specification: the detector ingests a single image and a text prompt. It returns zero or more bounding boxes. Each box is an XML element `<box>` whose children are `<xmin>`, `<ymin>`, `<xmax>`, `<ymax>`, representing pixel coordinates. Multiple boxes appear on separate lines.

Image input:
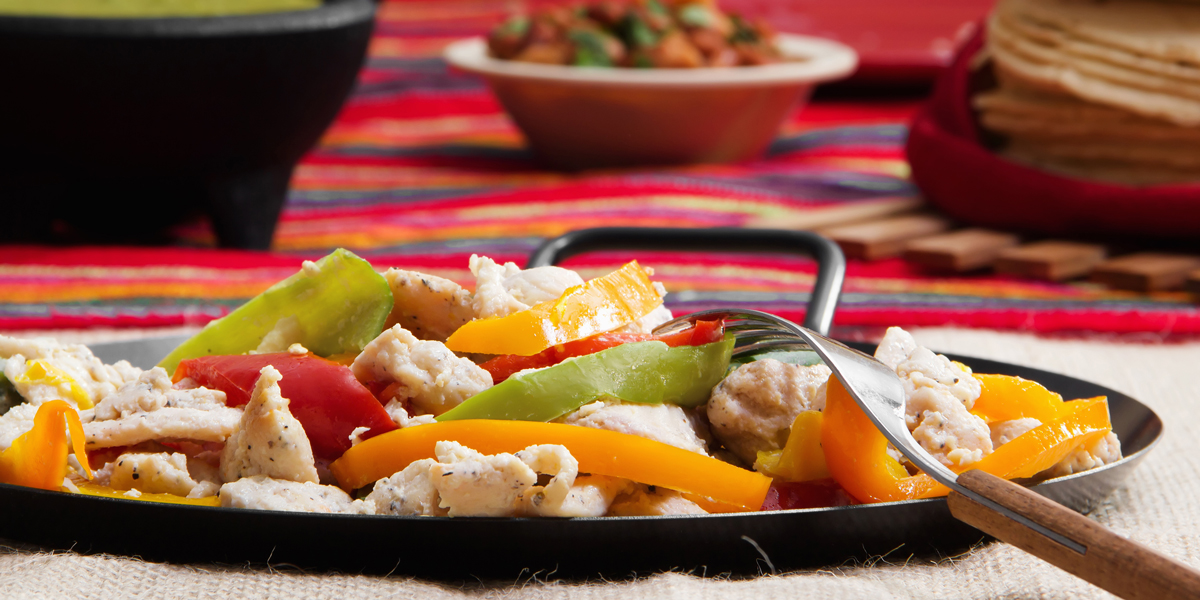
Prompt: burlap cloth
<box><xmin>1</xmin><ymin>327</ymin><xmax>1197</xmax><ymax>599</ymax></box>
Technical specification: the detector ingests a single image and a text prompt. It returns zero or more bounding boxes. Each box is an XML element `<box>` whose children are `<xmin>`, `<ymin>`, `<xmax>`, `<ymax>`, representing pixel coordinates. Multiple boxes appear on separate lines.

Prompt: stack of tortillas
<box><xmin>975</xmin><ymin>0</ymin><xmax>1200</xmax><ymax>185</ymax></box>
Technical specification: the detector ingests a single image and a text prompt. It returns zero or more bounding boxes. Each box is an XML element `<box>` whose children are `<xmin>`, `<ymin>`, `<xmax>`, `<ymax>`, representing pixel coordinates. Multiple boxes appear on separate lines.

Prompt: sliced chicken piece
<box><xmin>990</xmin><ymin>417</ymin><xmax>1042</xmax><ymax>447</ymax></box>
<box><xmin>607</xmin><ymin>485</ymin><xmax>708</xmax><ymax>516</ymax></box>
<box><xmin>91</xmin><ymin>367</ymin><xmax>228</xmax><ymax>419</ymax></box>
<box><xmin>877</xmin><ymin>327</ymin><xmax>992</xmax><ymax>467</ymax></box>
<box><xmin>429</xmin><ymin>441</ymin><xmax>541</xmax><ymax>517</ymax></box>
<box><xmin>523</xmin><ymin>475</ymin><xmax>629</xmax><ymax>518</ymax></box>
<box><xmin>469</xmin><ymin>254</ymin><xmax>583</xmax><ymax>319</ymax></box>
<box><xmin>561</xmin><ymin>400</ymin><xmax>708</xmax><ymax>455</ymax></box>
<box><xmin>219</xmin><ymin>476</ymin><xmax>373</xmax><ymax>514</ymax></box>
<box><xmin>100</xmin><ymin>452</ymin><xmax>217</xmax><ymax>498</ymax></box>
<box><xmin>707</xmin><ymin>359</ymin><xmax>832</xmax><ymax>464</ymax></box>
<box><xmin>383</xmin><ymin>269</ymin><xmax>475</xmax><ymax>342</ymax></box>
<box><xmin>352</xmin><ymin>324</ymin><xmax>491</xmax><ymax>417</ymax></box>
<box><xmin>0</xmin><ymin>335</ymin><xmax>141</xmax><ymax>408</ymax></box>
<box><xmin>366</xmin><ymin>458</ymin><xmax>447</xmax><ymax>516</ymax></box>
<box><xmin>614</xmin><ymin>294</ymin><xmax>673</xmax><ymax>334</ymax></box>
<box><xmin>0</xmin><ymin>403</ymin><xmax>39</xmax><ymax>451</ymax></box>
<box><xmin>83</xmin><ymin>368</ymin><xmax>241</xmax><ymax>450</ymax></box>
<box><xmin>368</xmin><ymin>441</ymin><xmax>624</xmax><ymax>518</ymax></box>
<box><xmin>1044</xmin><ymin>432</ymin><xmax>1123</xmax><ymax>479</ymax></box>
<box><xmin>382</xmin><ymin>399</ymin><xmax>437</xmax><ymax>429</ymax></box>
<box><xmin>219</xmin><ymin>366</ymin><xmax>318</xmax><ymax>484</ymax></box>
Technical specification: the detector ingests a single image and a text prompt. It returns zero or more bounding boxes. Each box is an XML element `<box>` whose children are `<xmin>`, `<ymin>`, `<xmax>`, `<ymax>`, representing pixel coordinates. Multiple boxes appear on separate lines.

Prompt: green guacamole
<box><xmin>0</xmin><ymin>0</ymin><xmax>320</xmax><ymax>17</ymax></box>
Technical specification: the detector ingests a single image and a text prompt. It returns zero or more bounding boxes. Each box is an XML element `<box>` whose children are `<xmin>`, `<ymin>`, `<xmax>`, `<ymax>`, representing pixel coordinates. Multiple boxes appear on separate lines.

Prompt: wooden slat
<box><xmin>820</xmin><ymin>214</ymin><xmax>952</xmax><ymax>260</ymax></box>
<box><xmin>746</xmin><ymin>196</ymin><xmax>924</xmax><ymax>231</ymax></box>
<box><xmin>1091</xmin><ymin>253</ymin><xmax>1200</xmax><ymax>292</ymax></box>
<box><xmin>994</xmin><ymin>241</ymin><xmax>1106</xmax><ymax>281</ymax></box>
<box><xmin>903</xmin><ymin>228</ymin><xmax>1020</xmax><ymax>271</ymax></box>
<box><xmin>1186</xmin><ymin>269</ymin><xmax>1200</xmax><ymax>295</ymax></box>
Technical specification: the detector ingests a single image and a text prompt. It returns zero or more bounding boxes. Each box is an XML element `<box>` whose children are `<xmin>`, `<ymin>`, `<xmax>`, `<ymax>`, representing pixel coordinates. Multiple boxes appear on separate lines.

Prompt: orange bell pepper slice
<box><xmin>330</xmin><ymin>420</ymin><xmax>772</xmax><ymax>511</ymax></box>
<box><xmin>821</xmin><ymin>377</ymin><xmax>1113</xmax><ymax>504</ymax></box>
<box><xmin>971</xmin><ymin>397</ymin><xmax>1111</xmax><ymax>480</ymax></box>
<box><xmin>69</xmin><ymin>481</ymin><xmax>220</xmax><ymax>507</ymax></box>
<box><xmin>0</xmin><ymin>400</ymin><xmax>91</xmax><ymax>491</ymax></box>
<box><xmin>821</xmin><ymin>379</ymin><xmax>940</xmax><ymax>503</ymax></box>
<box><xmin>445</xmin><ymin>261</ymin><xmax>664</xmax><ymax>356</ymax></box>
<box><xmin>755</xmin><ymin>411</ymin><xmax>831</xmax><ymax>482</ymax></box>
<box><xmin>971</xmin><ymin>374</ymin><xmax>1066</xmax><ymax>424</ymax></box>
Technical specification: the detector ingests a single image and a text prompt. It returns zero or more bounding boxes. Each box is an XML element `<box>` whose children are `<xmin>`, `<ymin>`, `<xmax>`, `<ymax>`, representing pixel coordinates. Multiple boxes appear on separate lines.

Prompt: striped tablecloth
<box><xmin>3</xmin><ymin>0</ymin><xmax>1197</xmax><ymax>338</ymax></box>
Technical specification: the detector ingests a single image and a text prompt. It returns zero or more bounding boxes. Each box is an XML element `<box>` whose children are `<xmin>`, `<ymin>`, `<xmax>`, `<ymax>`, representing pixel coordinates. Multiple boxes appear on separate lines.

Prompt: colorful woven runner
<box><xmin>2</xmin><ymin>0</ymin><xmax>1198</xmax><ymax>337</ymax></box>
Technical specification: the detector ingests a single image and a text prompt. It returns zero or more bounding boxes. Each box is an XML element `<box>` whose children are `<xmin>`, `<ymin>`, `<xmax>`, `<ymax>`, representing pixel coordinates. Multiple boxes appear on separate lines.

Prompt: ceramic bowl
<box><xmin>444</xmin><ymin>34</ymin><xmax>857</xmax><ymax>170</ymax></box>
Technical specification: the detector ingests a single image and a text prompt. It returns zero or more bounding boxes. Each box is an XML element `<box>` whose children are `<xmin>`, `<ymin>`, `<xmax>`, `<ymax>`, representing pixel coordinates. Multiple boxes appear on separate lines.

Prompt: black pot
<box><xmin>0</xmin><ymin>0</ymin><xmax>375</xmax><ymax>249</ymax></box>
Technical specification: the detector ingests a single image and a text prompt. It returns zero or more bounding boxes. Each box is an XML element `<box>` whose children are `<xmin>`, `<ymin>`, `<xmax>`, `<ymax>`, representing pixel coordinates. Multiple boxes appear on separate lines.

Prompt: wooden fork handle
<box><xmin>948</xmin><ymin>470</ymin><xmax>1200</xmax><ymax>600</ymax></box>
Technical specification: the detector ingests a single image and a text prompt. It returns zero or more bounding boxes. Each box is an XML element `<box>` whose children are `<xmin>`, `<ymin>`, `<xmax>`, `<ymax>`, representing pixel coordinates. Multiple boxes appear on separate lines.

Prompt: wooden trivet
<box><xmin>993</xmin><ymin>241</ymin><xmax>1107</xmax><ymax>282</ymax></box>
<box><xmin>1091</xmin><ymin>253</ymin><xmax>1200</xmax><ymax>292</ymax></box>
<box><xmin>820</xmin><ymin>214</ymin><xmax>952</xmax><ymax>260</ymax></box>
<box><xmin>903</xmin><ymin>228</ymin><xmax>1020</xmax><ymax>271</ymax></box>
<box><xmin>766</xmin><ymin>196</ymin><xmax>1200</xmax><ymax>298</ymax></box>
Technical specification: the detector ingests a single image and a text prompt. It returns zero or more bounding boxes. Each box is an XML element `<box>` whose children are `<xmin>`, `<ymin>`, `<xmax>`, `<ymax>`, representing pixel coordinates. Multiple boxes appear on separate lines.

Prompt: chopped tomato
<box><xmin>760</xmin><ymin>478</ymin><xmax>858</xmax><ymax>511</ymax></box>
<box><xmin>480</xmin><ymin>319</ymin><xmax>725</xmax><ymax>384</ymax></box>
<box><xmin>174</xmin><ymin>353</ymin><xmax>396</xmax><ymax>462</ymax></box>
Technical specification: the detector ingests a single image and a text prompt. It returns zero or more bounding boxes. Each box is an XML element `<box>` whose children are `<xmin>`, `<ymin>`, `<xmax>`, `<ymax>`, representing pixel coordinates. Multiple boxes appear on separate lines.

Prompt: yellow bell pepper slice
<box><xmin>0</xmin><ymin>400</ymin><xmax>91</xmax><ymax>491</ymax></box>
<box><xmin>822</xmin><ymin>377</ymin><xmax>1113</xmax><ymax>504</ymax></box>
<box><xmin>330</xmin><ymin>420</ymin><xmax>772</xmax><ymax>511</ymax></box>
<box><xmin>69</xmin><ymin>481</ymin><xmax>220</xmax><ymax>507</ymax></box>
<box><xmin>754</xmin><ymin>410</ymin><xmax>831</xmax><ymax>482</ymax></box>
<box><xmin>13</xmin><ymin>360</ymin><xmax>93</xmax><ymax>409</ymax></box>
<box><xmin>971</xmin><ymin>374</ymin><xmax>1066</xmax><ymax>424</ymax></box>
<box><xmin>445</xmin><ymin>261</ymin><xmax>664</xmax><ymax>356</ymax></box>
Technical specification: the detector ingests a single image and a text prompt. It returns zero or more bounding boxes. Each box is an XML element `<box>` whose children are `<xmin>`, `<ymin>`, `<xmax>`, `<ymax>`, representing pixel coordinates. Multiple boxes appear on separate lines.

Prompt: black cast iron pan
<box><xmin>0</xmin><ymin>228</ymin><xmax>1162</xmax><ymax>579</ymax></box>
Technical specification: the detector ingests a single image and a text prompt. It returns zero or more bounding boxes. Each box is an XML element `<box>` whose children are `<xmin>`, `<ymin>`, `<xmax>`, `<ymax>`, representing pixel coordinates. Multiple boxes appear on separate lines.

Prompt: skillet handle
<box><xmin>948</xmin><ymin>470</ymin><xmax>1200</xmax><ymax>600</ymax></box>
<box><xmin>526</xmin><ymin>227</ymin><xmax>846</xmax><ymax>336</ymax></box>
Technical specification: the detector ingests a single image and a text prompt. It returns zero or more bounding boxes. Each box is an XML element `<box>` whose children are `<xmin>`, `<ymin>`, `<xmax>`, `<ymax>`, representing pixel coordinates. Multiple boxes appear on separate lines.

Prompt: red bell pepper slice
<box><xmin>760</xmin><ymin>478</ymin><xmax>858</xmax><ymax>511</ymax></box>
<box><xmin>174</xmin><ymin>353</ymin><xmax>396</xmax><ymax>462</ymax></box>
<box><xmin>480</xmin><ymin>319</ymin><xmax>724</xmax><ymax>384</ymax></box>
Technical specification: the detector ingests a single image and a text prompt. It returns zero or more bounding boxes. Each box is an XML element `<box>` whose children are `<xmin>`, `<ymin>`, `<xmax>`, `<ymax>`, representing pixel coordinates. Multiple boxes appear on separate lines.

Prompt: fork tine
<box><xmin>730</xmin><ymin>331</ymin><xmax>807</xmax><ymax>346</ymax></box>
<box><xmin>655</xmin><ymin>309</ymin><xmax>798</xmax><ymax>335</ymax></box>
<box><xmin>728</xmin><ymin>332</ymin><xmax>796</xmax><ymax>345</ymax></box>
<box><xmin>653</xmin><ymin>308</ymin><xmax>817</xmax><ymax>359</ymax></box>
<box><xmin>733</xmin><ymin>340</ymin><xmax>815</xmax><ymax>356</ymax></box>
<box><xmin>724</xmin><ymin>322</ymin><xmax>788</xmax><ymax>333</ymax></box>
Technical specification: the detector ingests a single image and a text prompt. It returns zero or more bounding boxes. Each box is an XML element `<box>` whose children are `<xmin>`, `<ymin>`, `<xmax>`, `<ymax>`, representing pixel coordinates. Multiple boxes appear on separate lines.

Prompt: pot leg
<box><xmin>207</xmin><ymin>165</ymin><xmax>294</xmax><ymax>250</ymax></box>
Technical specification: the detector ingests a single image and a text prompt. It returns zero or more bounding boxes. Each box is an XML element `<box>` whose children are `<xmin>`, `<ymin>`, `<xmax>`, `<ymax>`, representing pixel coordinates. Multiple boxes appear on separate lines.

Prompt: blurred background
<box><xmin>3</xmin><ymin>0</ymin><xmax>1199</xmax><ymax>342</ymax></box>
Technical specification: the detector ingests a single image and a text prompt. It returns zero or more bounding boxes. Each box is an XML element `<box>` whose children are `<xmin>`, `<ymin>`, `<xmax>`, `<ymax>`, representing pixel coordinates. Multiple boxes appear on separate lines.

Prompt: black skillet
<box><xmin>0</xmin><ymin>228</ymin><xmax>1162</xmax><ymax>579</ymax></box>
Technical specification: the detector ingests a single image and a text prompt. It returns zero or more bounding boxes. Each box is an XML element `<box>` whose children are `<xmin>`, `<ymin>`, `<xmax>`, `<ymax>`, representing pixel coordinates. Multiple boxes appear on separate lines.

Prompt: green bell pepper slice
<box><xmin>570</xmin><ymin>29</ymin><xmax>616</xmax><ymax>67</ymax></box>
<box><xmin>158</xmin><ymin>248</ymin><xmax>392</xmax><ymax>373</ymax></box>
<box><xmin>0</xmin><ymin>368</ymin><xmax>22</xmax><ymax>416</ymax></box>
<box><xmin>437</xmin><ymin>336</ymin><xmax>735</xmax><ymax>422</ymax></box>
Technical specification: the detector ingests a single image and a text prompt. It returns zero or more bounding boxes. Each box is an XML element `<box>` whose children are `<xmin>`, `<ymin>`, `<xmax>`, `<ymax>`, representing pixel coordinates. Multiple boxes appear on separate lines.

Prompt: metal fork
<box><xmin>655</xmin><ymin>308</ymin><xmax>1200</xmax><ymax>600</ymax></box>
